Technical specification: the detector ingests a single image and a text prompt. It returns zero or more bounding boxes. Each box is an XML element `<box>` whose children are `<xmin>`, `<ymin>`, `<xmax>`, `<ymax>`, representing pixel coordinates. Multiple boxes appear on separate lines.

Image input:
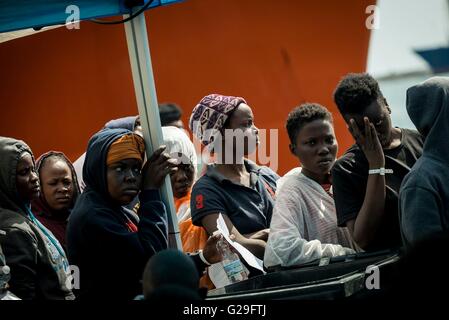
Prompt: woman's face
<box><xmin>223</xmin><ymin>103</ymin><xmax>259</xmax><ymax>157</ymax></box>
<box><xmin>40</xmin><ymin>158</ymin><xmax>75</xmax><ymax>211</ymax></box>
<box><xmin>16</xmin><ymin>153</ymin><xmax>40</xmax><ymax>202</ymax></box>
<box><xmin>107</xmin><ymin>158</ymin><xmax>143</xmax><ymax>205</ymax></box>
<box><xmin>291</xmin><ymin>119</ymin><xmax>338</xmax><ymax>181</ymax></box>
<box><xmin>170</xmin><ymin>154</ymin><xmax>195</xmax><ymax>198</ymax></box>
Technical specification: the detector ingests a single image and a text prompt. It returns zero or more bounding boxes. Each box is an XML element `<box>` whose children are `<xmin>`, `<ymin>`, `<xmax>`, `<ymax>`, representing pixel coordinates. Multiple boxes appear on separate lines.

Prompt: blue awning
<box><xmin>416</xmin><ymin>47</ymin><xmax>449</xmax><ymax>74</ymax></box>
<box><xmin>0</xmin><ymin>0</ymin><xmax>181</xmax><ymax>33</ymax></box>
<box><xmin>0</xmin><ymin>0</ymin><xmax>185</xmax><ymax>249</ymax></box>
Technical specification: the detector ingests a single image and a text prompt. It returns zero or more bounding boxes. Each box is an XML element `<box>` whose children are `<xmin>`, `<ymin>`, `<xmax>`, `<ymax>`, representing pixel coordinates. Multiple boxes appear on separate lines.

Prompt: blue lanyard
<box><xmin>24</xmin><ymin>206</ymin><xmax>67</xmax><ymax>261</ymax></box>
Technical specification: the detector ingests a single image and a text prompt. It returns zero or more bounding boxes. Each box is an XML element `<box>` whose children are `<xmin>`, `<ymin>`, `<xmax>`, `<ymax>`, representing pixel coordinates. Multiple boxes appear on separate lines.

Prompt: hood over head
<box><xmin>0</xmin><ymin>136</ymin><xmax>34</xmax><ymax>214</ymax></box>
<box><xmin>406</xmin><ymin>76</ymin><xmax>449</xmax><ymax>161</ymax></box>
<box><xmin>82</xmin><ymin>128</ymin><xmax>136</xmax><ymax>198</ymax></box>
<box><xmin>104</xmin><ymin>116</ymin><xmax>139</xmax><ymax>132</ymax></box>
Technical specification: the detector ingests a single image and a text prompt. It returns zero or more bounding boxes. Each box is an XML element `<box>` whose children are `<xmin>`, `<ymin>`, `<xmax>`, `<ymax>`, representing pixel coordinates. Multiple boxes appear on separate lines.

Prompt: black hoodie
<box><xmin>400</xmin><ymin>77</ymin><xmax>449</xmax><ymax>249</ymax></box>
<box><xmin>66</xmin><ymin>128</ymin><xmax>168</xmax><ymax>300</ymax></box>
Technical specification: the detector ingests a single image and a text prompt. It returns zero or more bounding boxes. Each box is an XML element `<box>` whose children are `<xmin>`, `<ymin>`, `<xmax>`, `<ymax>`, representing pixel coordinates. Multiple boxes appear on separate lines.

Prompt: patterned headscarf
<box><xmin>106</xmin><ymin>134</ymin><xmax>145</xmax><ymax>166</ymax></box>
<box><xmin>189</xmin><ymin>94</ymin><xmax>246</xmax><ymax>149</ymax></box>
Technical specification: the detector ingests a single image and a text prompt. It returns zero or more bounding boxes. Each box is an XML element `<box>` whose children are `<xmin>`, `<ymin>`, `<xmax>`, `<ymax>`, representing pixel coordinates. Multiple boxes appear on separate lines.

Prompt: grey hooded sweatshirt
<box><xmin>0</xmin><ymin>137</ymin><xmax>74</xmax><ymax>300</ymax></box>
<box><xmin>399</xmin><ymin>77</ymin><xmax>449</xmax><ymax>249</ymax></box>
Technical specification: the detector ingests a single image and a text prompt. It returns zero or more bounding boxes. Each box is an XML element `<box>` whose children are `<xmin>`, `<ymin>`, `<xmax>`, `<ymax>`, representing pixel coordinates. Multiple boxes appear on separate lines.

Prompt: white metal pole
<box><xmin>123</xmin><ymin>10</ymin><xmax>182</xmax><ymax>250</ymax></box>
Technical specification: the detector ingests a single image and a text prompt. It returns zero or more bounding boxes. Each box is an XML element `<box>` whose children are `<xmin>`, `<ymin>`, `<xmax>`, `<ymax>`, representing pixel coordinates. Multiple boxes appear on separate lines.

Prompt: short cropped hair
<box><xmin>333</xmin><ymin>73</ymin><xmax>383</xmax><ymax>115</ymax></box>
<box><xmin>286</xmin><ymin>103</ymin><xmax>333</xmax><ymax>145</ymax></box>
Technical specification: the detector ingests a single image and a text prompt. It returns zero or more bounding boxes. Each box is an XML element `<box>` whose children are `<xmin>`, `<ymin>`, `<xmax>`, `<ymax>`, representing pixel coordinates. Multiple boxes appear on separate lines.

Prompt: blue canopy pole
<box><xmin>123</xmin><ymin>10</ymin><xmax>182</xmax><ymax>250</ymax></box>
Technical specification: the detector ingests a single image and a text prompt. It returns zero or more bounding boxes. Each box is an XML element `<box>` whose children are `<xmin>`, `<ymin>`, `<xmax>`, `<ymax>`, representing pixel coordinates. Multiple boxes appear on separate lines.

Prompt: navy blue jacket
<box><xmin>66</xmin><ymin>128</ymin><xmax>168</xmax><ymax>300</ymax></box>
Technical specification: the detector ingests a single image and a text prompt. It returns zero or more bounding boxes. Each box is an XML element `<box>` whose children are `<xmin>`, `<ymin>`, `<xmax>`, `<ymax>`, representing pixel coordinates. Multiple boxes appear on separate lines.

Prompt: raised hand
<box><xmin>142</xmin><ymin>145</ymin><xmax>178</xmax><ymax>190</ymax></box>
<box><xmin>202</xmin><ymin>233</ymin><xmax>224</xmax><ymax>264</ymax></box>
<box><xmin>348</xmin><ymin>117</ymin><xmax>385</xmax><ymax>169</ymax></box>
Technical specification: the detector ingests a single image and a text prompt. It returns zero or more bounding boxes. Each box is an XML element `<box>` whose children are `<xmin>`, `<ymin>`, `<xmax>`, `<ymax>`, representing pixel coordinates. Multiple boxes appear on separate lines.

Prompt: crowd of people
<box><xmin>0</xmin><ymin>73</ymin><xmax>448</xmax><ymax>300</ymax></box>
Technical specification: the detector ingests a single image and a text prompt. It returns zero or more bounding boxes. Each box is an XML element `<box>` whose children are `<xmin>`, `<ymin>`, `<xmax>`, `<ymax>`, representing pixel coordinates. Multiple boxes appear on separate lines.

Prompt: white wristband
<box><xmin>368</xmin><ymin>168</ymin><xmax>393</xmax><ymax>176</ymax></box>
<box><xmin>198</xmin><ymin>250</ymin><xmax>211</xmax><ymax>266</ymax></box>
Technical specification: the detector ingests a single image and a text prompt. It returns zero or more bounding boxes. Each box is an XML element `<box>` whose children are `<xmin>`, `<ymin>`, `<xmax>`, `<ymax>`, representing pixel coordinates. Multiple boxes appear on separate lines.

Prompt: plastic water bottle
<box><xmin>214</xmin><ymin>232</ymin><xmax>248</xmax><ymax>284</ymax></box>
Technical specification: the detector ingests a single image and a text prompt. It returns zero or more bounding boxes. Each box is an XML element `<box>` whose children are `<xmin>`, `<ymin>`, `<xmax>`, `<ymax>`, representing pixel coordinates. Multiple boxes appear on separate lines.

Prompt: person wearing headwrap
<box><xmin>0</xmin><ymin>137</ymin><xmax>74</xmax><ymax>300</ymax></box>
<box><xmin>66</xmin><ymin>128</ymin><xmax>178</xmax><ymax>300</ymax></box>
<box><xmin>162</xmin><ymin>126</ymin><xmax>197</xmax><ymax>216</ymax></box>
<box><xmin>190</xmin><ymin>94</ymin><xmax>246</xmax><ymax>151</ymax></box>
<box><xmin>160</xmin><ymin>126</ymin><xmax>209</xmax><ymax>254</ymax></box>
<box><xmin>72</xmin><ymin>115</ymin><xmax>142</xmax><ymax>192</ymax></box>
<box><xmin>31</xmin><ymin>151</ymin><xmax>80</xmax><ymax>249</ymax></box>
<box><xmin>399</xmin><ymin>77</ymin><xmax>449</xmax><ymax>250</ymax></box>
<box><xmin>189</xmin><ymin>94</ymin><xmax>279</xmax><ymax>261</ymax></box>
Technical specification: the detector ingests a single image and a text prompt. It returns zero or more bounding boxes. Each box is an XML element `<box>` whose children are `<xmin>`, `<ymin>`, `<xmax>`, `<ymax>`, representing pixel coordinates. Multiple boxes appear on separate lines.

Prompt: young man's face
<box><xmin>343</xmin><ymin>99</ymin><xmax>393</xmax><ymax>148</ymax></box>
<box><xmin>107</xmin><ymin>158</ymin><xmax>143</xmax><ymax>205</ymax></box>
<box><xmin>290</xmin><ymin>119</ymin><xmax>338</xmax><ymax>179</ymax></box>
